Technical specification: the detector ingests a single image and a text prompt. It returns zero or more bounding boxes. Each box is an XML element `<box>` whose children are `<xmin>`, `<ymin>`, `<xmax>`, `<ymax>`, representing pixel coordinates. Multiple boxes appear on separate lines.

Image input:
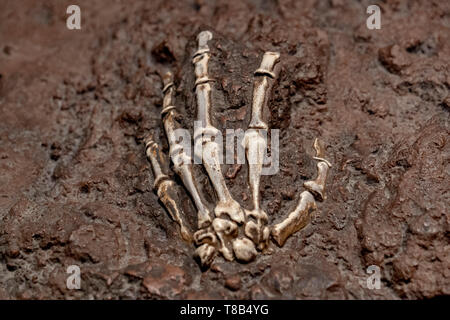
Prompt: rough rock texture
<box><xmin>0</xmin><ymin>0</ymin><xmax>449</xmax><ymax>299</ymax></box>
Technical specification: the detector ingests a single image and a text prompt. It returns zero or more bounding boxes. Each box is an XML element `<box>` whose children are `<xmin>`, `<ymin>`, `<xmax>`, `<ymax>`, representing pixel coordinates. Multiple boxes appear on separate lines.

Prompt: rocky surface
<box><xmin>0</xmin><ymin>0</ymin><xmax>449</xmax><ymax>299</ymax></box>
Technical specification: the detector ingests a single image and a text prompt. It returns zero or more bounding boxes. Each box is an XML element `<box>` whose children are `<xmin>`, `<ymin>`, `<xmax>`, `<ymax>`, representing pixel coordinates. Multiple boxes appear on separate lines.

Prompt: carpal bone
<box><xmin>193</xmin><ymin>227</ymin><xmax>217</xmax><ymax>246</ymax></box>
<box><xmin>145</xmin><ymin>136</ymin><xmax>191</xmax><ymax>242</ymax></box>
<box><xmin>243</xmin><ymin>51</ymin><xmax>280</xmax><ymax>250</ymax></box>
<box><xmin>271</xmin><ymin>191</ymin><xmax>317</xmax><ymax>247</ymax></box>
<box><xmin>160</xmin><ymin>71</ymin><xmax>212</xmax><ymax>228</ymax></box>
<box><xmin>303</xmin><ymin>138</ymin><xmax>331</xmax><ymax>201</ymax></box>
<box><xmin>194</xmin><ymin>243</ymin><xmax>216</xmax><ymax>269</ymax></box>
<box><xmin>232</xmin><ymin>238</ymin><xmax>257</xmax><ymax>262</ymax></box>
<box><xmin>193</xmin><ymin>31</ymin><xmax>245</xmax><ymax>225</ymax></box>
<box><xmin>244</xmin><ymin>218</ymin><xmax>270</xmax><ymax>251</ymax></box>
<box><xmin>212</xmin><ymin>218</ymin><xmax>238</xmax><ymax>261</ymax></box>
<box><xmin>193</xmin><ymin>227</ymin><xmax>218</xmax><ymax>268</ymax></box>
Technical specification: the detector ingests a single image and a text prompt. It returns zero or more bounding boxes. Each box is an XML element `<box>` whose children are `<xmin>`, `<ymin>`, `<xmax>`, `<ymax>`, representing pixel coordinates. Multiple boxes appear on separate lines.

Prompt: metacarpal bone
<box><xmin>243</xmin><ymin>129</ymin><xmax>269</xmax><ymax>249</ymax></box>
<box><xmin>243</xmin><ymin>129</ymin><xmax>266</xmax><ymax>212</ymax></box>
<box><xmin>194</xmin><ymin>243</ymin><xmax>216</xmax><ymax>269</ymax></box>
<box><xmin>271</xmin><ymin>191</ymin><xmax>317</xmax><ymax>247</ymax></box>
<box><xmin>198</xmin><ymin>135</ymin><xmax>244</xmax><ymax>223</ymax></box>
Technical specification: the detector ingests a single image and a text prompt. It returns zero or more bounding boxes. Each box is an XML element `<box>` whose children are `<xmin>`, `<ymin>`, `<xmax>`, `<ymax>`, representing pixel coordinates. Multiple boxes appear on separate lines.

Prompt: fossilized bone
<box><xmin>304</xmin><ymin>138</ymin><xmax>332</xmax><ymax>201</ymax></box>
<box><xmin>192</xmin><ymin>31</ymin><xmax>245</xmax><ymax>226</ymax></box>
<box><xmin>271</xmin><ymin>138</ymin><xmax>332</xmax><ymax>246</ymax></box>
<box><xmin>159</xmin><ymin>69</ymin><xmax>217</xmax><ymax>267</ymax></box>
<box><xmin>243</xmin><ymin>51</ymin><xmax>280</xmax><ymax>251</ymax></box>
<box><xmin>160</xmin><ymin>70</ymin><xmax>212</xmax><ymax>229</ymax></box>
<box><xmin>145</xmin><ymin>135</ymin><xmax>191</xmax><ymax>242</ymax></box>
<box><xmin>191</xmin><ymin>31</ymin><xmax>248</xmax><ymax>263</ymax></box>
<box><xmin>144</xmin><ymin>30</ymin><xmax>331</xmax><ymax>268</ymax></box>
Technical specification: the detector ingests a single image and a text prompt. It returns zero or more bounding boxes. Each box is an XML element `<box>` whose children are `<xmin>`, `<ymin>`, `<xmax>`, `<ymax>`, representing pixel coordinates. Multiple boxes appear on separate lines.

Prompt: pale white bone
<box><xmin>193</xmin><ymin>226</ymin><xmax>218</xmax><ymax>267</ymax></box>
<box><xmin>303</xmin><ymin>138</ymin><xmax>331</xmax><ymax>201</ymax></box>
<box><xmin>232</xmin><ymin>238</ymin><xmax>257</xmax><ymax>262</ymax></box>
<box><xmin>250</xmin><ymin>52</ymin><xmax>280</xmax><ymax>129</ymax></box>
<box><xmin>145</xmin><ymin>137</ymin><xmax>191</xmax><ymax>242</ymax></box>
<box><xmin>304</xmin><ymin>162</ymin><xmax>329</xmax><ymax>201</ymax></box>
<box><xmin>271</xmin><ymin>190</ymin><xmax>317</xmax><ymax>247</ymax></box>
<box><xmin>244</xmin><ymin>218</ymin><xmax>270</xmax><ymax>251</ymax></box>
<box><xmin>212</xmin><ymin>218</ymin><xmax>238</xmax><ymax>261</ymax></box>
<box><xmin>242</xmin><ymin>52</ymin><xmax>280</xmax><ymax>250</ymax></box>
<box><xmin>160</xmin><ymin>71</ymin><xmax>212</xmax><ymax>228</ymax></box>
<box><xmin>147</xmin><ymin>32</ymin><xmax>333</xmax><ymax>267</ymax></box>
<box><xmin>192</xmin><ymin>31</ymin><xmax>245</xmax><ymax>224</ymax></box>
<box><xmin>243</xmin><ymin>130</ymin><xmax>269</xmax><ymax>249</ymax></box>
<box><xmin>193</xmin><ymin>226</ymin><xmax>217</xmax><ymax>246</ymax></box>
<box><xmin>193</xmin><ymin>30</ymin><xmax>213</xmax><ymax>59</ymax></box>
<box><xmin>243</xmin><ymin>129</ymin><xmax>266</xmax><ymax>212</ymax></box>
<box><xmin>194</xmin><ymin>243</ymin><xmax>216</xmax><ymax>268</ymax></box>
<box><xmin>254</xmin><ymin>51</ymin><xmax>281</xmax><ymax>78</ymax></box>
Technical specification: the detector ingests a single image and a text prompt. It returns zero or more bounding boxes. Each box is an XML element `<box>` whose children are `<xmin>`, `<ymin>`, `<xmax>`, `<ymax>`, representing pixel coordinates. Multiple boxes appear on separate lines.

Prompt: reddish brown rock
<box><xmin>0</xmin><ymin>0</ymin><xmax>448</xmax><ymax>300</ymax></box>
<box><xmin>225</xmin><ymin>275</ymin><xmax>241</xmax><ymax>291</ymax></box>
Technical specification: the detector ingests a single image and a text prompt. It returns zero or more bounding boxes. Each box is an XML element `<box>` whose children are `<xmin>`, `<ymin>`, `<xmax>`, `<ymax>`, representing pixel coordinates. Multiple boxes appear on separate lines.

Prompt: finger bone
<box><xmin>145</xmin><ymin>137</ymin><xmax>192</xmax><ymax>242</ymax></box>
<box><xmin>193</xmin><ymin>31</ymin><xmax>245</xmax><ymax>224</ymax></box>
<box><xmin>254</xmin><ymin>52</ymin><xmax>281</xmax><ymax>78</ymax></box>
<box><xmin>304</xmin><ymin>138</ymin><xmax>331</xmax><ymax>201</ymax></box>
<box><xmin>271</xmin><ymin>190</ymin><xmax>317</xmax><ymax>247</ymax></box>
<box><xmin>241</xmin><ymin>52</ymin><xmax>281</xmax><ymax>249</ymax></box>
<box><xmin>194</xmin><ymin>31</ymin><xmax>213</xmax><ymax>57</ymax></box>
<box><xmin>249</xmin><ymin>52</ymin><xmax>280</xmax><ymax>130</ymax></box>
<box><xmin>160</xmin><ymin>72</ymin><xmax>213</xmax><ymax>228</ymax></box>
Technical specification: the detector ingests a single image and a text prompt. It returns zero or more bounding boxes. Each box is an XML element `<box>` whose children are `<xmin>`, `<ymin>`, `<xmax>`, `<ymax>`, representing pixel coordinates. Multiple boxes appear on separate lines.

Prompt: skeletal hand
<box><xmin>145</xmin><ymin>31</ymin><xmax>331</xmax><ymax>269</ymax></box>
